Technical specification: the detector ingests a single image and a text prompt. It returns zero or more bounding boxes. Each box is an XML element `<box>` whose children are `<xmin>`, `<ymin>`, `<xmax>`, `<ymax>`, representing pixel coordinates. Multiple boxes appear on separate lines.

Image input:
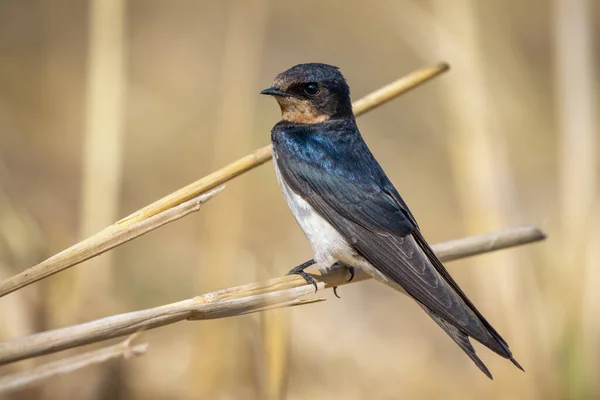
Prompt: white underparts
<box><xmin>273</xmin><ymin>152</ymin><xmax>376</xmax><ymax>274</ymax></box>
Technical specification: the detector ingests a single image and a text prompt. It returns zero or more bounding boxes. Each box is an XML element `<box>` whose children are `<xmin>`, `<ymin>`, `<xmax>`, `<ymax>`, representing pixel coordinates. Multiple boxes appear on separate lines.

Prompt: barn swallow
<box><xmin>261</xmin><ymin>63</ymin><xmax>522</xmax><ymax>379</ymax></box>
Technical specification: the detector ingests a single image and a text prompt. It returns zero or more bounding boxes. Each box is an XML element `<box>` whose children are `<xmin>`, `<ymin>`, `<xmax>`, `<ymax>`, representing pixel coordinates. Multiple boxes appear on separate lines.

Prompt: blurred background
<box><xmin>0</xmin><ymin>0</ymin><xmax>598</xmax><ymax>399</ymax></box>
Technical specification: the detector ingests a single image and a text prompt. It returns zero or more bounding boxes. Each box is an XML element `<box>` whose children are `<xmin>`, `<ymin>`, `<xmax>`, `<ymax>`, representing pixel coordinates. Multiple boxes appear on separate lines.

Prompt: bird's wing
<box><xmin>275</xmin><ymin>151</ymin><xmax>518</xmax><ymax>364</ymax></box>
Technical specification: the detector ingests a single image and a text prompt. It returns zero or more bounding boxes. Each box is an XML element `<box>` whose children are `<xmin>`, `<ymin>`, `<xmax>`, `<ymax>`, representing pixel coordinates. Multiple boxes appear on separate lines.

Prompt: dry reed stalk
<box><xmin>554</xmin><ymin>0</ymin><xmax>598</xmax><ymax>396</ymax></box>
<box><xmin>0</xmin><ymin>187</ymin><xmax>223</xmax><ymax>304</ymax></box>
<box><xmin>58</xmin><ymin>17</ymin><xmax>128</xmax><ymax>395</ymax></box>
<box><xmin>581</xmin><ymin>204</ymin><xmax>600</xmax><ymax>395</ymax></box>
<box><xmin>0</xmin><ymin>63</ymin><xmax>449</xmax><ymax>298</ymax></box>
<box><xmin>0</xmin><ymin>160</ymin><xmax>52</xmax><ymax>378</ymax></box>
<box><xmin>257</xmin><ymin>253</ymin><xmax>291</xmax><ymax>399</ymax></box>
<box><xmin>0</xmin><ymin>335</ymin><xmax>148</xmax><ymax>395</ymax></box>
<box><xmin>0</xmin><ymin>190</ymin><xmax>40</xmax><ymax>342</ymax></box>
<box><xmin>391</xmin><ymin>2</ymin><xmax>550</xmax><ymax>394</ymax></box>
<box><xmin>0</xmin><ymin>184</ymin><xmax>45</xmax><ymax>373</ymax></box>
<box><xmin>430</xmin><ymin>0</ymin><xmax>523</xmax><ymax>321</ymax></box>
<box><xmin>393</xmin><ymin>8</ymin><xmax>527</xmax><ymax>390</ymax></box>
<box><xmin>555</xmin><ymin>0</ymin><xmax>598</xmax><ymax>248</ymax></box>
<box><xmin>192</xmin><ymin>0</ymin><xmax>271</xmax><ymax>397</ymax></box>
<box><xmin>0</xmin><ymin>226</ymin><xmax>545</xmax><ymax>365</ymax></box>
<box><xmin>75</xmin><ymin>0</ymin><xmax>126</xmax><ymax>311</ymax></box>
<box><xmin>259</xmin><ymin>308</ymin><xmax>289</xmax><ymax>400</ymax></box>
<box><xmin>74</xmin><ymin>6</ymin><xmax>144</xmax><ymax>393</ymax></box>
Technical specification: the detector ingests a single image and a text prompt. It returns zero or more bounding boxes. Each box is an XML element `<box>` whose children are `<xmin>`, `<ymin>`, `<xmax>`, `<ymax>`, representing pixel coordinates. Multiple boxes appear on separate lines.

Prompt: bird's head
<box><xmin>261</xmin><ymin>63</ymin><xmax>353</xmax><ymax>124</ymax></box>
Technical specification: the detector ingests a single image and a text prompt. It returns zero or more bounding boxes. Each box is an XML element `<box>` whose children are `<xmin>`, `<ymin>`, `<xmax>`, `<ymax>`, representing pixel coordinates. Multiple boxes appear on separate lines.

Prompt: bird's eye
<box><xmin>303</xmin><ymin>83</ymin><xmax>319</xmax><ymax>96</ymax></box>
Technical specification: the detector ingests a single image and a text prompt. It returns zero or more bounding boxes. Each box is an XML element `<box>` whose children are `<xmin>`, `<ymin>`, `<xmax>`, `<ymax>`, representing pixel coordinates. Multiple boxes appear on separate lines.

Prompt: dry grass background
<box><xmin>0</xmin><ymin>0</ymin><xmax>598</xmax><ymax>399</ymax></box>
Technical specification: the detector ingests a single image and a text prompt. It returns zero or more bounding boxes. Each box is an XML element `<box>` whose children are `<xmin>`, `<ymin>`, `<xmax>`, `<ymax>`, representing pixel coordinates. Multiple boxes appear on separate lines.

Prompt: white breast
<box><xmin>273</xmin><ymin>154</ymin><xmax>357</xmax><ymax>269</ymax></box>
<box><xmin>272</xmin><ymin>151</ymin><xmax>408</xmax><ymax>293</ymax></box>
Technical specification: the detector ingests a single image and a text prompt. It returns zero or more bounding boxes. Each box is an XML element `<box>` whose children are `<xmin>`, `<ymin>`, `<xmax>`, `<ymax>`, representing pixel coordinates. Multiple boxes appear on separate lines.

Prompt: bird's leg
<box><xmin>287</xmin><ymin>259</ymin><xmax>318</xmax><ymax>292</ymax></box>
<box><xmin>332</xmin><ymin>263</ymin><xmax>356</xmax><ymax>299</ymax></box>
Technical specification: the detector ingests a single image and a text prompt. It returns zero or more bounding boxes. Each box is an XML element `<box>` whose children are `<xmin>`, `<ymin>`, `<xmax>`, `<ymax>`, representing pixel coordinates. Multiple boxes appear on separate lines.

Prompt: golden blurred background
<box><xmin>0</xmin><ymin>0</ymin><xmax>598</xmax><ymax>399</ymax></box>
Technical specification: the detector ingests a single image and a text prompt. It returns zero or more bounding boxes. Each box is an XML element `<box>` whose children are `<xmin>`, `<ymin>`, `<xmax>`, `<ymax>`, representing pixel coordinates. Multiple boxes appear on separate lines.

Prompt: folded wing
<box><xmin>274</xmin><ymin>141</ymin><xmax>520</xmax><ymax>372</ymax></box>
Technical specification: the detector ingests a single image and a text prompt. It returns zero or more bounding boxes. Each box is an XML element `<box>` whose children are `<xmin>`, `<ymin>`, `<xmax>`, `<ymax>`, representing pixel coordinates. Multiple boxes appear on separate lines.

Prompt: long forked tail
<box><xmin>418</xmin><ymin>302</ymin><xmax>493</xmax><ymax>379</ymax></box>
<box><xmin>410</xmin><ymin>231</ymin><xmax>524</xmax><ymax>374</ymax></box>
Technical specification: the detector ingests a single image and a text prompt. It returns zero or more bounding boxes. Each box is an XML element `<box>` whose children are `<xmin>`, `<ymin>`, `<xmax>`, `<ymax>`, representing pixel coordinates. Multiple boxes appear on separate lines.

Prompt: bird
<box><xmin>261</xmin><ymin>63</ymin><xmax>522</xmax><ymax>379</ymax></box>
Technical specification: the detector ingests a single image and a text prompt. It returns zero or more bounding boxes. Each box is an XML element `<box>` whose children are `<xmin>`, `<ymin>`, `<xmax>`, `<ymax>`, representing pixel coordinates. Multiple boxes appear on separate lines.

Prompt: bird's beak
<box><xmin>260</xmin><ymin>87</ymin><xmax>289</xmax><ymax>97</ymax></box>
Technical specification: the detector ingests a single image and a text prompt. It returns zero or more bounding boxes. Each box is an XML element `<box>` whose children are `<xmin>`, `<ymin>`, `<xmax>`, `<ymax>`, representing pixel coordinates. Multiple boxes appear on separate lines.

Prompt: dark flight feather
<box><xmin>418</xmin><ymin>302</ymin><xmax>493</xmax><ymax>379</ymax></box>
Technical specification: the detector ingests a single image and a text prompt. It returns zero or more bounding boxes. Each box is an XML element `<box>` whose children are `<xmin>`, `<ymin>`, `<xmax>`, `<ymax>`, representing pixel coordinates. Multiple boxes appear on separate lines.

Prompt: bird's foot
<box><xmin>332</xmin><ymin>264</ymin><xmax>355</xmax><ymax>299</ymax></box>
<box><xmin>287</xmin><ymin>259</ymin><xmax>318</xmax><ymax>292</ymax></box>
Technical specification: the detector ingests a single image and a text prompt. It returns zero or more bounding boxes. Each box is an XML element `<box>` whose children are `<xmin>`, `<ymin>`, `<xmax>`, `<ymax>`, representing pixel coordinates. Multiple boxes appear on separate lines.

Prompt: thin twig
<box><xmin>0</xmin><ymin>187</ymin><xmax>224</xmax><ymax>296</ymax></box>
<box><xmin>0</xmin><ymin>335</ymin><xmax>148</xmax><ymax>395</ymax></box>
<box><xmin>0</xmin><ymin>226</ymin><xmax>545</xmax><ymax>365</ymax></box>
<box><xmin>0</xmin><ymin>63</ymin><xmax>449</xmax><ymax>298</ymax></box>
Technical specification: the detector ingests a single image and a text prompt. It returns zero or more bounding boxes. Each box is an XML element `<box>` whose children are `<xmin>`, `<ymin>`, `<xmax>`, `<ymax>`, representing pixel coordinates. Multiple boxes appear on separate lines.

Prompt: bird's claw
<box><xmin>297</xmin><ymin>270</ymin><xmax>319</xmax><ymax>293</ymax></box>
<box><xmin>332</xmin><ymin>265</ymin><xmax>355</xmax><ymax>299</ymax></box>
<box><xmin>287</xmin><ymin>259</ymin><xmax>318</xmax><ymax>292</ymax></box>
<box><xmin>333</xmin><ymin>286</ymin><xmax>341</xmax><ymax>298</ymax></box>
<box><xmin>346</xmin><ymin>266</ymin><xmax>355</xmax><ymax>282</ymax></box>
<box><xmin>287</xmin><ymin>261</ymin><xmax>353</xmax><ymax>297</ymax></box>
